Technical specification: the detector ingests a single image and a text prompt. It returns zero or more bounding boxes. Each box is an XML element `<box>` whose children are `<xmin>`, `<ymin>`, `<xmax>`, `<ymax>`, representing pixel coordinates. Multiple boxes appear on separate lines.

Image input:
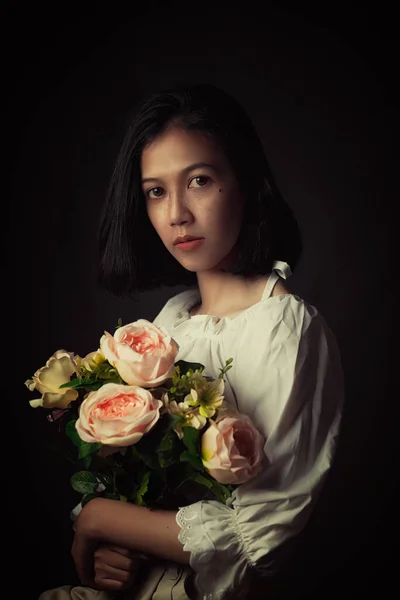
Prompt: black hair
<box><xmin>98</xmin><ymin>83</ymin><xmax>302</xmax><ymax>297</ymax></box>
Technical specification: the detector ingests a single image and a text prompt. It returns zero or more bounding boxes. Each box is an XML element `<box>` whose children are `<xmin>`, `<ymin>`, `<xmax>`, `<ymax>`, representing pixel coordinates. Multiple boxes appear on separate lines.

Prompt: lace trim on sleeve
<box><xmin>176</xmin><ymin>502</ymin><xmax>250</xmax><ymax>599</ymax></box>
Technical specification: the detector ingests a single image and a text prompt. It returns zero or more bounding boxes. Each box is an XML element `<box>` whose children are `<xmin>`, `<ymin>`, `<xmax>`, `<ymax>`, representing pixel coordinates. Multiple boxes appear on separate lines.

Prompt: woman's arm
<box><xmin>72</xmin><ymin>498</ymin><xmax>189</xmax><ymax>586</ymax></box>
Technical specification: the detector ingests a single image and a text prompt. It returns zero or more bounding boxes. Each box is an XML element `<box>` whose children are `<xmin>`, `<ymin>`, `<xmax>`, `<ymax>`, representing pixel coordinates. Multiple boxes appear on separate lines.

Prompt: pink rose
<box><xmin>75</xmin><ymin>382</ymin><xmax>162</xmax><ymax>446</ymax></box>
<box><xmin>100</xmin><ymin>320</ymin><xmax>178</xmax><ymax>387</ymax></box>
<box><xmin>201</xmin><ymin>413</ymin><xmax>265</xmax><ymax>484</ymax></box>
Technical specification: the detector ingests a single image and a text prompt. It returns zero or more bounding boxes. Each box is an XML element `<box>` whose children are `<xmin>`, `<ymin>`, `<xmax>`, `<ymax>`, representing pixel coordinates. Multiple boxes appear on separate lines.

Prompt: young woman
<box><xmin>39</xmin><ymin>83</ymin><xmax>344</xmax><ymax>599</ymax></box>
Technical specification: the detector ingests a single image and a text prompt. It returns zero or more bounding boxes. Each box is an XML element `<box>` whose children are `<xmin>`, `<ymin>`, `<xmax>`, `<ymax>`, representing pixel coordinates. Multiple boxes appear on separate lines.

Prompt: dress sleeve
<box><xmin>175</xmin><ymin>300</ymin><xmax>345</xmax><ymax>599</ymax></box>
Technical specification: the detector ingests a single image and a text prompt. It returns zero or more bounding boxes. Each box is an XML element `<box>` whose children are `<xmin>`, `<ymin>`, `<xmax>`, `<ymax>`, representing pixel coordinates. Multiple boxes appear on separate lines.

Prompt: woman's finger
<box><xmin>94</xmin><ymin>561</ymin><xmax>136</xmax><ymax>583</ymax></box>
<box><xmin>104</xmin><ymin>545</ymin><xmax>133</xmax><ymax>556</ymax></box>
<box><xmin>98</xmin><ymin>544</ymin><xmax>148</xmax><ymax>560</ymax></box>
<box><xmin>94</xmin><ymin>546</ymin><xmax>137</xmax><ymax>571</ymax></box>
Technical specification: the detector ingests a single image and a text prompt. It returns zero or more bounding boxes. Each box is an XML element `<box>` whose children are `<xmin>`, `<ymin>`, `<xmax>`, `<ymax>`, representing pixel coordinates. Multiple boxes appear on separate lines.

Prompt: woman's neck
<box><xmin>191</xmin><ymin>270</ymin><xmax>269</xmax><ymax>318</ymax></box>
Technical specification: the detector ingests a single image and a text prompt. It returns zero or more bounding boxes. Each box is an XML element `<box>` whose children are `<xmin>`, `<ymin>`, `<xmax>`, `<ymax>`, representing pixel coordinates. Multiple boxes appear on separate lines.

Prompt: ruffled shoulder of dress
<box><xmin>171</xmin><ymin>292</ymin><xmax>309</xmax><ymax>340</ymax></box>
<box><xmin>153</xmin><ymin>287</ymin><xmax>199</xmax><ymax>328</ymax></box>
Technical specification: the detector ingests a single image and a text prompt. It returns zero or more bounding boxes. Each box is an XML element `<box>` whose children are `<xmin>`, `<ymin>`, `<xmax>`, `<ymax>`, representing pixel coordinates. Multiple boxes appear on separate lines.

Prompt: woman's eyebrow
<box><xmin>142</xmin><ymin>162</ymin><xmax>219</xmax><ymax>184</ymax></box>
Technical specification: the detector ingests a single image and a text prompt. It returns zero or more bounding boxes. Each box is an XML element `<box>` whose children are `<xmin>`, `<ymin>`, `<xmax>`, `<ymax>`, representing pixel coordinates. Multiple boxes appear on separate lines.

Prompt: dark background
<box><xmin>5</xmin><ymin>2</ymin><xmax>398</xmax><ymax>598</ymax></box>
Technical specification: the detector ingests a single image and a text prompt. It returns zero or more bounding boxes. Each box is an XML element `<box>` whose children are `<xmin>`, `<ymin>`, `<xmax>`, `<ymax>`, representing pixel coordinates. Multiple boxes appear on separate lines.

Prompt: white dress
<box><xmin>38</xmin><ymin>260</ymin><xmax>344</xmax><ymax>600</ymax></box>
<box><xmin>152</xmin><ymin>260</ymin><xmax>344</xmax><ymax>599</ymax></box>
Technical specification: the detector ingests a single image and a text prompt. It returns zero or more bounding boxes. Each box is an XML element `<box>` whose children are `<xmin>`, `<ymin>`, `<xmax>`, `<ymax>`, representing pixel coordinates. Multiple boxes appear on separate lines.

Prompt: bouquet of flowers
<box><xmin>25</xmin><ymin>319</ymin><xmax>265</xmax><ymax>512</ymax></box>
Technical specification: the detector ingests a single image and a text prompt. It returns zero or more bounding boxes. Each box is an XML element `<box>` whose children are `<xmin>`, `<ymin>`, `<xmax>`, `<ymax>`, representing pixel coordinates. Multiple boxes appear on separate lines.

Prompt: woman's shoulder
<box><xmin>153</xmin><ymin>287</ymin><xmax>198</xmax><ymax>325</ymax></box>
<box><xmin>270</xmin><ymin>278</ymin><xmax>291</xmax><ymax>297</ymax></box>
<box><xmin>162</xmin><ymin>287</ymin><xmax>198</xmax><ymax>311</ymax></box>
<box><xmin>247</xmin><ymin>287</ymin><xmax>325</xmax><ymax>340</ymax></box>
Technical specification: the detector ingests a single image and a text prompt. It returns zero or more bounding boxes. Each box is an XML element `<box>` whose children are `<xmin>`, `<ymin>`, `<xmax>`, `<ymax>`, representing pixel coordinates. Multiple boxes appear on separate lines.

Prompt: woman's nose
<box><xmin>168</xmin><ymin>190</ymin><xmax>193</xmax><ymax>226</ymax></box>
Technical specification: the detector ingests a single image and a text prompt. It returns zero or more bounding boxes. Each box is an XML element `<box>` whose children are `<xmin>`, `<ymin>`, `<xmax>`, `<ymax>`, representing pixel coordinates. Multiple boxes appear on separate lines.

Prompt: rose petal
<box><xmin>40</xmin><ymin>389</ymin><xmax>79</xmax><ymax>409</ymax></box>
<box><xmin>29</xmin><ymin>398</ymin><xmax>44</xmax><ymax>408</ymax></box>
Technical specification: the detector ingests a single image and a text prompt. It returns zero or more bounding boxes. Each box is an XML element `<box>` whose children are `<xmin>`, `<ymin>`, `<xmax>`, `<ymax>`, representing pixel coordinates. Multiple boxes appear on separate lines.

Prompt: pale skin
<box><xmin>73</xmin><ymin>125</ymin><xmax>289</xmax><ymax>591</ymax></box>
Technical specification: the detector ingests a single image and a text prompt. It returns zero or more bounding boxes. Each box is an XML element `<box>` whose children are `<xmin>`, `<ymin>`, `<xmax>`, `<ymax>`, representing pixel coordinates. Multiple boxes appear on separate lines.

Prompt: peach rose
<box><xmin>25</xmin><ymin>350</ymin><xmax>79</xmax><ymax>409</ymax></box>
<box><xmin>100</xmin><ymin>320</ymin><xmax>178</xmax><ymax>387</ymax></box>
<box><xmin>75</xmin><ymin>382</ymin><xmax>162</xmax><ymax>446</ymax></box>
<box><xmin>201</xmin><ymin>413</ymin><xmax>265</xmax><ymax>484</ymax></box>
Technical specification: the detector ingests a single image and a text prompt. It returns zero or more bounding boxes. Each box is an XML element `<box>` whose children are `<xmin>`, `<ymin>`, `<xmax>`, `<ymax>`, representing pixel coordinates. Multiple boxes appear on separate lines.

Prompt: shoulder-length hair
<box><xmin>98</xmin><ymin>83</ymin><xmax>302</xmax><ymax>297</ymax></box>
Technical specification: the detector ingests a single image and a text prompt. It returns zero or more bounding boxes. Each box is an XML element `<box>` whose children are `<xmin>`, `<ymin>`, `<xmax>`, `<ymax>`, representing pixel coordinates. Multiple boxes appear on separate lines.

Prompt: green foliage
<box><xmin>65</xmin><ymin>420</ymin><xmax>102</xmax><ymax>459</ymax></box>
<box><xmin>134</xmin><ymin>471</ymin><xmax>151</xmax><ymax>506</ymax></box>
<box><xmin>70</xmin><ymin>471</ymin><xmax>99</xmax><ymax>494</ymax></box>
<box><xmin>182</xmin><ymin>426</ymin><xmax>201</xmax><ymax>455</ymax></box>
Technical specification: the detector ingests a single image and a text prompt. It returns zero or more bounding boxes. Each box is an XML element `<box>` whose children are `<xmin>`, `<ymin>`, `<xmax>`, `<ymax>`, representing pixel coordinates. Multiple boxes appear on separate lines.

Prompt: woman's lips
<box><xmin>175</xmin><ymin>238</ymin><xmax>205</xmax><ymax>251</ymax></box>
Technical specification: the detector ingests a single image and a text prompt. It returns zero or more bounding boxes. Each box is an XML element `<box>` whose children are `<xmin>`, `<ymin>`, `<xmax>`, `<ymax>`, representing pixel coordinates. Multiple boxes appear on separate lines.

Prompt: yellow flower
<box><xmin>191</xmin><ymin>374</ymin><xmax>225</xmax><ymax>418</ymax></box>
<box><xmin>185</xmin><ymin>409</ymin><xmax>207</xmax><ymax>431</ymax></box>
<box><xmin>182</xmin><ymin>389</ymin><xmax>199</xmax><ymax>407</ymax></box>
<box><xmin>163</xmin><ymin>392</ymin><xmax>207</xmax><ymax>438</ymax></box>
<box><xmin>174</xmin><ymin>408</ymin><xmax>207</xmax><ymax>439</ymax></box>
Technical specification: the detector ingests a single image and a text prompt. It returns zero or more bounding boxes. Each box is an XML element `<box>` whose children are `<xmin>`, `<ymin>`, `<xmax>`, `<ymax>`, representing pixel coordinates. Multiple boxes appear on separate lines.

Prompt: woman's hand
<box><xmin>92</xmin><ymin>544</ymin><xmax>140</xmax><ymax>592</ymax></box>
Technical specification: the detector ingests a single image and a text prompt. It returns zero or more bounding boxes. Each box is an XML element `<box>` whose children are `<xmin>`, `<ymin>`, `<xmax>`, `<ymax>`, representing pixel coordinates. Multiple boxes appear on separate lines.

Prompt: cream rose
<box><xmin>25</xmin><ymin>350</ymin><xmax>79</xmax><ymax>409</ymax></box>
<box><xmin>76</xmin><ymin>349</ymin><xmax>106</xmax><ymax>372</ymax></box>
<box><xmin>75</xmin><ymin>382</ymin><xmax>162</xmax><ymax>446</ymax></box>
<box><xmin>100</xmin><ymin>320</ymin><xmax>178</xmax><ymax>387</ymax></box>
<box><xmin>201</xmin><ymin>413</ymin><xmax>265</xmax><ymax>484</ymax></box>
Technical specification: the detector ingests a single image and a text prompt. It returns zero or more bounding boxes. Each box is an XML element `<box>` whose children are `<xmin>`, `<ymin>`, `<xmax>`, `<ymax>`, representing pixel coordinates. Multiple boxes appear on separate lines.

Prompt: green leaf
<box><xmin>174</xmin><ymin>360</ymin><xmax>205</xmax><ymax>376</ymax></box>
<box><xmin>144</xmin><ymin>474</ymin><xmax>168</xmax><ymax>508</ymax></box>
<box><xmin>135</xmin><ymin>471</ymin><xmax>151</xmax><ymax>506</ymax></box>
<box><xmin>129</xmin><ymin>445</ymin><xmax>144</xmax><ymax>463</ymax></box>
<box><xmin>156</xmin><ymin>419</ymin><xmax>183</xmax><ymax>468</ymax></box>
<box><xmin>59</xmin><ymin>378</ymin><xmax>96</xmax><ymax>389</ymax></box>
<box><xmin>159</xmin><ymin>429</ymin><xmax>174</xmax><ymax>452</ymax></box>
<box><xmin>191</xmin><ymin>473</ymin><xmax>214</xmax><ymax>490</ymax></box>
<box><xmin>70</xmin><ymin>471</ymin><xmax>99</xmax><ymax>494</ymax></box>
<box><xmin>135</xmin><ymin>447</ymin><xmax>162</xmax><ymax>472</ymax></box>
<box><xmin>134</xmin><ymin>415</ymin><xmax>179</xmax><ymax>472</ymax></box>
<box><xmin>65</xmin><ymin>420</ymin><xmax>82</xmax><ymax>447</ymax></box>
<box><xmin>165</xmin><ymin>413</ymin><xmax>182</xmax><ymax>428</ymax></box>
<box><xmin>65</xmin><ymin>420</ymin><xmax>102</xmax><ymax>458</ymax></box>
<box><xmin>158</xmin><ymin>453</ymin><xmax>174</xmax><ymax>469</ymax></box>
<box><xmin>85</xmin><ymin>381</ymin><xmax>106</xmax><ymax>390</ymax></box>
<box><xmin>182</xmin><ymin>426</ymin><xmax>201</xmax><ymax>455</ymax></box>
<box><xmin>190</xmin><ymin>473</ymin><xmax>233</xmax><ymax>504</ymax></box>
<box><xmin>211</xmin><ymin>482</ymin><xmax>232</xmax><ymax>504</ymax></box>
<box><xmin>209</xmin><ymin>481</ymin><xmax>233</xmax><ymax>504</ymax></box>
<box><xmin>180</xmin><ymin>450</ymin><xmax>203</xmax><ymax>471</ymax></box>
<box><xmin>65</xmin><ymin>419</ymin><xmax>102</xmax><ymax>458</ymax></box>
<box><xmin>78</xmin><ymin>441</ymin><xmax>102</xmax><ymax>459</ymax></box>
<box><xmin>82</xmin><ymin>456</ymin><xmax>92</xmax><ymax>469</ymax></box>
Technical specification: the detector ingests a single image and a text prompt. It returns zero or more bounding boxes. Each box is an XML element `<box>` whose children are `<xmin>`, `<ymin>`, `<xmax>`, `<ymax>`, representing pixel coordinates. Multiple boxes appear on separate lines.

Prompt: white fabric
<box><xmin>153</xmin><ymin>260</ymin><xmax>344</xmax><ymax>599</ymax></box>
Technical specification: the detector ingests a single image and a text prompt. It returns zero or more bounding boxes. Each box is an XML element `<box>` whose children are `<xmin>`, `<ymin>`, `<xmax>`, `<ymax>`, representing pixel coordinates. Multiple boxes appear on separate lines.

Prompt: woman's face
<box><xmin>141</xmin><ymin>126</ymin><xmax>244</xmax><ymax>273</ymax></box>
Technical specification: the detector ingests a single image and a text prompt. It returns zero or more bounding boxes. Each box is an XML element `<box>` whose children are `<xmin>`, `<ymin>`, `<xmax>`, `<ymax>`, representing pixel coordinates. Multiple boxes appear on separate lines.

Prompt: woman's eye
<box><xmin>147</xmin><ymin>186</ymin><xmax>165</xmax><ymax>199</ymax></box>
<box><xmin>189</xmin><ymin>175</ymin><xmax>210</xmax><ymax>188</ymax></box>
